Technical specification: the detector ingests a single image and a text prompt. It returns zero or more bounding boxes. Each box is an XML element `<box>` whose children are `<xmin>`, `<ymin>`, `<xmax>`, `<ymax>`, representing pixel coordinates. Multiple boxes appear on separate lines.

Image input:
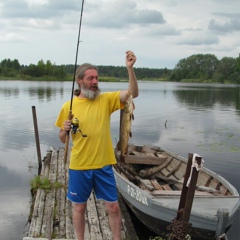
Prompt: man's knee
<box><xmin>106</xmin><ymin>202</ymin><xmax>120</xmax><ymax>214</ymax></box>
<box><xmin>73</xmin><ymin>203</ymin><xmax>86</xmax><ymax>214</ymax></box>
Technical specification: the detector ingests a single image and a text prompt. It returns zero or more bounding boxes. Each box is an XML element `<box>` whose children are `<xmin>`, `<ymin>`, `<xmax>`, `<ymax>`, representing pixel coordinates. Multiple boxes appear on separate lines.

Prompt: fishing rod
<box><xmin>64</xmin><ymin>0</ymin><xmax>85</xmax><ymax>162</ymax></box>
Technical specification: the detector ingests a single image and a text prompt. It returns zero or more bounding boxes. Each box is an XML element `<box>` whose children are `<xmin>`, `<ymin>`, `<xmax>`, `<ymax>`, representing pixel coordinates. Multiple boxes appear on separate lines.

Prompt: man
<box><xmin>55</xmin><ymin>50</ymin><xmax>138</xmax><ymax>240</ymax></box>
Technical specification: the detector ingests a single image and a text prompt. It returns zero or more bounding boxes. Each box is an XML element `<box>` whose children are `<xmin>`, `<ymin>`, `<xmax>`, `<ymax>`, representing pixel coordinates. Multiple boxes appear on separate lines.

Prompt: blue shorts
<box><xmin>67</xmin><ymin>165</ymin><xmax>118</xmax><ymax>203</ymax></box>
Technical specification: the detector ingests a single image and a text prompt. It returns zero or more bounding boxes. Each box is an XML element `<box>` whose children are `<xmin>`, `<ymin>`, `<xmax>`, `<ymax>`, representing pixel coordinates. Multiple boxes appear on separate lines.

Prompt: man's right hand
<box><xmin>63</xmin><ymin>119</ymin><xmax>72</xmax><ymax>132</ymax></box>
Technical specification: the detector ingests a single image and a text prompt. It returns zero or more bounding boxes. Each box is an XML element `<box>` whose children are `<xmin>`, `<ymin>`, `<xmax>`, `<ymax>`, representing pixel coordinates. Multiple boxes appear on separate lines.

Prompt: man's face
<box><xmin>78</xmin><ymin>68</ymin><xmax>100</xmax><ymax>99</ymax></box>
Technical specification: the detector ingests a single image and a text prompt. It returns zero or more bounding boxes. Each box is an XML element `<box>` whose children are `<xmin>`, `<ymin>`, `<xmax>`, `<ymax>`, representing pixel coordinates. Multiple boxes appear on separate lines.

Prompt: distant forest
<box><xmin>0</xmin><ymin>54</ymin><xmax>240</xmax><ymax>84</ymax></box>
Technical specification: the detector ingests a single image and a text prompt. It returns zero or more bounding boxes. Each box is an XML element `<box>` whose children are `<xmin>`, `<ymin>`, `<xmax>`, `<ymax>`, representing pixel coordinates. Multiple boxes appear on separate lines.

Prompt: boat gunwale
<box><xmin>162</xmin><ymin>148</ymin><xmax>240</xmax><ymax>197</ymax></box>
<box><xmin>114</xmin><ymin>169</ymin><xmax>220</xmax><ymax>227</ymax></box>
<box><xmin>116</xmin><ymin>144</ymin><xmax>239</xmax><ymax>197</ymax></box>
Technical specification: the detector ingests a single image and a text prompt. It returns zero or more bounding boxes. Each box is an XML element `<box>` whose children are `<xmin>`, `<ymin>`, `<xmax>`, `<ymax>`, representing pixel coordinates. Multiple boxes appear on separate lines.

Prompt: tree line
<box><xmin>0</xmin><ymin>54</ymin><xmax>239</xmax><ymax>83</ymax></box>
<box><xmin>170</xmin><ymin>54</ymin><xmax>240</xmax><ymax>84</ymax></box>
<box><xmin>0</xmin><ymin>59</ymin><xmax>66</xmax><ymax>79</ymax></box>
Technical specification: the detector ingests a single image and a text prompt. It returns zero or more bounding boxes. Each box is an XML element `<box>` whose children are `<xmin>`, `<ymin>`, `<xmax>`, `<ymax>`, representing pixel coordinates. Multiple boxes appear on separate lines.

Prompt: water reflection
<box><xmin>0</xmin><ymin>165</ymin><xmax>23</xmax><ymax>190</ymax></box>
<box><xmin>26</xmin><ymin>86</ymin><xmax>64</xmax><ymax>101</ymax></box>
<box><xmin>0</xmin><ymin>80</ymin><xmax>65</xmax><ymax>100</ymax></box>
<box><xmin>0</xmin><ymin>87</ymin><xmax>19</xmax><ymax>97</ymax></box>
<box><xmin>0</xmin><ymin>81</ymin><xmax>239</xmax><ymax>240</ymax></box>
<box><xmin>173</xmin><ymin>85</ymin><xmax>240</xmax><ymax>112</ymax></box>
<box><xmin>0</xmin><ymin>127</ymin><xmax>34</xmax><ymax>151</ymax></box>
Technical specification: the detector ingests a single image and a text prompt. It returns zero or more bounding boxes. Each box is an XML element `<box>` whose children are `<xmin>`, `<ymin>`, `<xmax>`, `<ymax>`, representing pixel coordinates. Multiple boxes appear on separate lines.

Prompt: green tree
<box><xmin>0</xmin><ymin>58</ymin><xmax>20</xmax><ymax>70</ymax></box>
<box><xmin>37</xmin><ymin>60</ymin><xmax>45</xmax><ymax>77</ymax></box>
<box><xmin>1</xmin><ymin>59</ymin><xmax>12</xmax><ymax>68</ymax></box>
<box><xmin>236</xmin><ymin>55</ymin><xmax>240</xmax><ymax>72</ymax></box>
<box><xmin>21</xmin><ymin>64</ymin><xmax>42</xmax><ymax>77</ymax></box>
<box><xmin>0</xmin><ymin>58</ymin><xmax>20</xmax><ymax>77</ymax></box>
<box><xmin>170</xmin><ymin>54</ymin><xmax>219</xmax><ymax>81</ymax></box>
<box><xmin>12</xmin><ymin>59</ymin><xmax>20</xmax><ymax>70</ymax></box>
<box><xmin>215</xmin><ymin>57</ymin><xmax>236</xmax><ymax>82</ymax></box>
<box><xmin>45</xmin><ymin>60</ymin><xmax>53</xmax><ymax>76</ymax></box>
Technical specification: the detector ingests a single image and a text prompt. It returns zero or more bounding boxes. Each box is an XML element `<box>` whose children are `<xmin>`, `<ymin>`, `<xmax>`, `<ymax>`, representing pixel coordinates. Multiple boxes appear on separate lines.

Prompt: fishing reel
<box><xmin>71</xmin><ymin>118</ymin><xmax>87</xmax><ymax>137</ymax></box>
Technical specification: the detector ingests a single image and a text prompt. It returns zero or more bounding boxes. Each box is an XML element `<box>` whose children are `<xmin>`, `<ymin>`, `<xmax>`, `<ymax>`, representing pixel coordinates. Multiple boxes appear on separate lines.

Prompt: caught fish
<box><xmin>118</xmin><ymin>91</ymin><xmax>135</xmax><ymax>160</ymax></box>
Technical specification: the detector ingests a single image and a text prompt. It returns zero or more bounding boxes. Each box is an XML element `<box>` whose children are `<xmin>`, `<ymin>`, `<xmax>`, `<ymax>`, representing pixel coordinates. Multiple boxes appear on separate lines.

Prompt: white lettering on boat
<box><xmin>127</xmin><ymin>185</ymin><xmax>148</xmax><ymax>206</ymax></box>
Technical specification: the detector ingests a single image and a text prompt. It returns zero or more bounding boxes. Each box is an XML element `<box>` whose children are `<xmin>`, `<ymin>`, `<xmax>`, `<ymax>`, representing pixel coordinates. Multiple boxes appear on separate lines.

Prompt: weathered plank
<box><xmin>124</xmin><ymin>154</ymin><xmax>166</xmax><ymax>165</ymax></box>
<box><xmin>54</xmin><ymin>148</ymin><xmax>66</xmax><ymax>238</ymax></box>
<box><xmin>150</xmin><ymin>179</ymin><xmax>164</xmax><ymax>190</ymax></box>
<box><xmin>65</xmin><ymin>199</ymin><xmax>75</xmax><ymax>239</ymax></box>
<box><xmin>151</xmin><ymin>190</ymin><xmax>214</xmax><ymax>196</ymax></box>
<box><xmin>135</xmin><ymin>176</ymin><xmax>155</xmax><ymax>191</ymax></box>
<box><xmin>25</xmin><ymin>147</ymin><xmax>138</xmax><ymax>240</ymax></box>
<box><xmin>41</xmin><ymin>149</ymin><xmax>58</xmax><ymax>238</ymax></box>
<box><xmin>118</xmin><ymin>193</ymin><xmax>138</xmax><ymax>240</ymax></box>
<box><xmin>28</xmin><ymin>189</ymin><xmax>46</xmax><ymax>237</ymax></box>
<box><xmin>95</xmin><ymin>197</ymin><xmax>113</xmax><ymax>240</ymax></box>
<box><xmin>86</xmin><ymin>192</ymin><xmax>103</xmax><ymax>239</ymax></box>
<box><xmin>139</xmin><ymin>156</ymin><xmax>174</xmax><ymax>178</ymax></box>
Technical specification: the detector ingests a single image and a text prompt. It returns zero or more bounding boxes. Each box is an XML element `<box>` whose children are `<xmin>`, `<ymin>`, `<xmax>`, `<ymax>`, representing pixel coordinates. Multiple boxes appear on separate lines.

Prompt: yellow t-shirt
<box><xmin>55</xmin><ymin>91</ymin><xmax>123</xmax><ymax>170</ymax></box>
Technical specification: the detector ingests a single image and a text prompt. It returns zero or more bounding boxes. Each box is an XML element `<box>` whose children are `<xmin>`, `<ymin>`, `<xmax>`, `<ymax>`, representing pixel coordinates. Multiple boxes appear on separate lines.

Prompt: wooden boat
<box><xmin>114</xmin><ymin>144</ymin><xmax>240</xmax><ymax>239</ymax></box>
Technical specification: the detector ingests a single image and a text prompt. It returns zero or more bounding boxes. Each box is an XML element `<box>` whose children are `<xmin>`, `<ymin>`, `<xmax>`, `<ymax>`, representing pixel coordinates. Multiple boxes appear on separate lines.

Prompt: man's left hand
<box><xmin>126</xmin><ymin>50</ymin><xmax>136</xmax><ymax>68</ymax></box>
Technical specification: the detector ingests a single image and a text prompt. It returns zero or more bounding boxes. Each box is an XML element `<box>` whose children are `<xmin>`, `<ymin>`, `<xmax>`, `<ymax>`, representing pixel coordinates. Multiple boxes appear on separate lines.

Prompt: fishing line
<box><xmin>64</xmin><ymin>0</ymin><xmax>85</xmax><ymax>162</ymax></box>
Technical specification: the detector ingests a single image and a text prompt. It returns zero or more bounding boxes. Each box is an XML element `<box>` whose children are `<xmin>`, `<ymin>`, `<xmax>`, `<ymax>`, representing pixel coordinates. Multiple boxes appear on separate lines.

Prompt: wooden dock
<box><xmin>23</xmin><ymin>147</ymin><xmax>138</xmax><ymax>240</ymax></box>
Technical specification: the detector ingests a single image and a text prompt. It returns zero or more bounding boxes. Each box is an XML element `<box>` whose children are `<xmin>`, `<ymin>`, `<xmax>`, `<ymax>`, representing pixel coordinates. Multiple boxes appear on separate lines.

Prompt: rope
<box><xmin>186</xmin><ymin>153</ymin><xmax>204</xmax><ymax>187</ymax></box>
<box><xmin>167</xmin><ymin>218</ymin><xmax>192</xmax><ymax>240</ymax></box>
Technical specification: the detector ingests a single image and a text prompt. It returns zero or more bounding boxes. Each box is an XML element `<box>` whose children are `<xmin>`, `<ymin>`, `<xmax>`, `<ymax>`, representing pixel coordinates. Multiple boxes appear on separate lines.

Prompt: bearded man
<box><xmin>55</xmin><ymin>50</ymin><xmax>138</xmax><ymax>240</ymax></box>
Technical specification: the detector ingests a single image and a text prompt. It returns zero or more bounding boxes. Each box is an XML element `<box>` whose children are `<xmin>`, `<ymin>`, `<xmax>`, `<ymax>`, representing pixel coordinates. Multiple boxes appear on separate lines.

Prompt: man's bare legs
<box><xmin>73</xmin><ymin>203</ymin><xmax>87</xmax><ymax>240</ymax></box>
<box><xmin>105</xmin><ymin>201</ymin><xmax>122</xmax><ymax>240</ymax></box>
<box><xmin>73</xmin><ymin>201</ymin><xmax>121</xmax><ymax>240</ymax></box>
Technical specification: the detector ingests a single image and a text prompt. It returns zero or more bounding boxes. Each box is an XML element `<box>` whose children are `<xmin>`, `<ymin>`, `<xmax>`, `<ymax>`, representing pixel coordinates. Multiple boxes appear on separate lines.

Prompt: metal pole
<box><xmin>32</xmin><ymin>106</ymin><xmax>42</xmax><ymax>175</ymax></box>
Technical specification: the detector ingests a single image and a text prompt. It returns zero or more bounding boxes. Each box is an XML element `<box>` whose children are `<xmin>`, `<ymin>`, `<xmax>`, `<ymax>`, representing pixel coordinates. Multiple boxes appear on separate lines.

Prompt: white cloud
<box><xmin>0</xmin><ymin>0</ymin><xmax>240</xmax><ymax>69</ymax></box>
<box><xmin>177</xmin><ymin>32</ymin><xmax>220</xmax><ymax>46</ymax></box>
<box><xmin>27</xmin><ymin>0</ymin><xmax>49</xmax><ymax>6</ymax></box>
<box><xmin>0</xmin><ymin>33</ymin><xmax>26</xmax><ymax>42</ymax></box>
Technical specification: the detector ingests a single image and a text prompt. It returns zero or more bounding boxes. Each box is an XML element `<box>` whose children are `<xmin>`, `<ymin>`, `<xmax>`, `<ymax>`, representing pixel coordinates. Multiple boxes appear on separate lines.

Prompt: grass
<box><xmin>30</xmin><ymin>175</ymin><xmax>64</xmax><ymax>195</ymax></box>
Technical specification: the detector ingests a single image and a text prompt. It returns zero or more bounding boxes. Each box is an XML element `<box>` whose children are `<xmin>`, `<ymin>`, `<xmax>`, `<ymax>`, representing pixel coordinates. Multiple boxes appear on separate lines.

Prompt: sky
<box><xmin>0</xmin><ymin>0</ymin><xmax>240</xmax><ymax>69</ymax></box>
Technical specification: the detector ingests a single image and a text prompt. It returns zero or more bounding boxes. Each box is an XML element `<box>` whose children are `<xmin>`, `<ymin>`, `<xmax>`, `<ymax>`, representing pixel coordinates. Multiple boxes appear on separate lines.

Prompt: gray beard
<box><xmin>81</xmin><ymin>86</ymin><xmax>100</xmax><ymax>100</ymax></box>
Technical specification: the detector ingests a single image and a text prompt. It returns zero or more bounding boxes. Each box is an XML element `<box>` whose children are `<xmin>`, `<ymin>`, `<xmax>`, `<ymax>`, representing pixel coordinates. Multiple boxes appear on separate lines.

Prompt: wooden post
<box><xmin>170</xmin><ymin>153</ymin><xmax>202</xmax><ymax>240</ymax></box>
<box><xmin>32</xmin><ymin>106</ymin><xmax>42</xmax><ymax>175</ymax></box>
<box><xmin>182</xmin><ymin>155</ymin><xmax>202</xmax><ymax>222</ymax></box>
<box><xmin>176</xmin><ymin>153</ymin><xmax>193</xmax><ymax>220</ymax></box>
<box><xmin>216</xmin><ymin>209</ymin><xmax>229</xmax><ymax>238</ymax></box>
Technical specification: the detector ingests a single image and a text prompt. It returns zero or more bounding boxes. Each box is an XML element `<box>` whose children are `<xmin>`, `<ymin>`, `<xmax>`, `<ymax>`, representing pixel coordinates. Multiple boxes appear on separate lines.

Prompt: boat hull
<box><xmin>123</xmin><ymin>197</ymin><xmax>218</xmax><ymax>240</ymax></box>
<box><xmin>115</xmin><ymin>170</ymin><xmax>220</xmax><ymax>239</ymax></box>
<box><xmin>113</xmin><ymin>144</ymin><xmax>240</xmax><ymax>239</ymax></box>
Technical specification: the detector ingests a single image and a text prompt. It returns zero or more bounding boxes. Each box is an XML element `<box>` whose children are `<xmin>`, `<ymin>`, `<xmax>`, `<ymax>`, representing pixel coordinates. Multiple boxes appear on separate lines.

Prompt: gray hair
<box><xmin>75</xmin><ymin>63</ymin><xmax>98</xmax><ymax>81</ymax></box>
<box><xmin>74</xmin><ymin>63</ymin><xmax>98</xmax><ymax>96</ymax></box>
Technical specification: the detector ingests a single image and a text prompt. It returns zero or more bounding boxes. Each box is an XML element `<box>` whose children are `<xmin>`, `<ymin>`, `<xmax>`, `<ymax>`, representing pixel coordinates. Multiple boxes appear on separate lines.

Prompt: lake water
<box><xmin>0</xmin><ymin>80</ymin><xmax>239</xmax><ymax>240</ymax></box>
